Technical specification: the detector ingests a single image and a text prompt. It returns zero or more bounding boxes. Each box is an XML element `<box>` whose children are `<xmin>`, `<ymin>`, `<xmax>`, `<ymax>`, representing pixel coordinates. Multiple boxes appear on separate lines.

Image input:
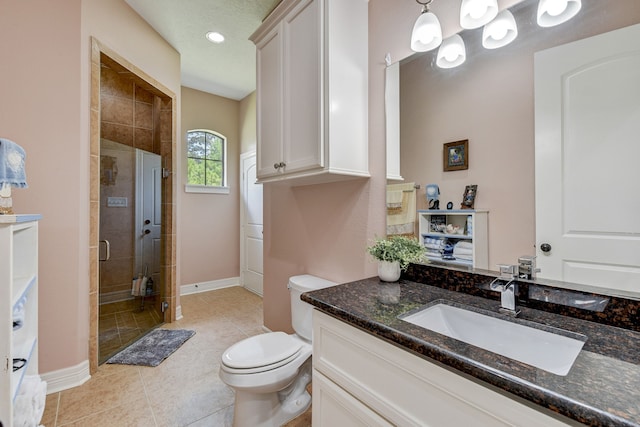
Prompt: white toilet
<box><xmin>219</xmin><ymin>274</ymin><xmax>336</xmax><ymax>427</ymax></box>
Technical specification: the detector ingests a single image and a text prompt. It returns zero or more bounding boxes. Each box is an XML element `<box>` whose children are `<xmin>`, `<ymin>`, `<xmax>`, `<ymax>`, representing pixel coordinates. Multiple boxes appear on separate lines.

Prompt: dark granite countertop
<box><xmin>302</xmin><ymin>276</ymin><xmax>640</xmax><ymax>426</ymax></box>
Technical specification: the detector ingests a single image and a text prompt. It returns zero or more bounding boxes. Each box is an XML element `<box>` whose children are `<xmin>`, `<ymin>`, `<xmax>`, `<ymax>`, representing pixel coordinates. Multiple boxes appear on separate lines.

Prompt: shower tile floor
<box><xmin>98</xmin><ymin>297</ymin><xmax>164</xmax><ymax>363</ymax></box>
<box><xmin>42</xmin><ymin>286</ymin><xmax>312</xmax><ymax>427</ymax></box>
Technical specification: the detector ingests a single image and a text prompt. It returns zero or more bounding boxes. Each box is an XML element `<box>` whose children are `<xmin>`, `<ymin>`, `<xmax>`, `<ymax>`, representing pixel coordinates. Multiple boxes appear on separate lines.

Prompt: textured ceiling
<box><xmin>125</xmin><ymin>0</ymin><xmax>281</xmax><ymax>100</ymax></box>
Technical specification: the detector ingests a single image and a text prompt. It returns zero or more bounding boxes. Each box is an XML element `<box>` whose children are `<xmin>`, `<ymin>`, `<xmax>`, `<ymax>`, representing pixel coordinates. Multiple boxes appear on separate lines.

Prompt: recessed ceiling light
<box><xmin>206</xmin><ymin>31</ymin><xmax>225</xmax><ymax>43</ymax></box>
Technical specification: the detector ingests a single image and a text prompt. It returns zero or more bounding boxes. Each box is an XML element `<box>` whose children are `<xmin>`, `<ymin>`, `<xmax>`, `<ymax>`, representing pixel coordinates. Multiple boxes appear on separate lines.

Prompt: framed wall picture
<box><xmin>443</xmin><ymin>139</ymin><xmax>468</xmax><ymax>172</ymax></box>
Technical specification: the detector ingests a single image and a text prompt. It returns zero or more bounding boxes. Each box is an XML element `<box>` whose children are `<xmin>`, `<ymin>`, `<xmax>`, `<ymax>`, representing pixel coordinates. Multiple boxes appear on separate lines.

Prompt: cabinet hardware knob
<box><xmin>274</xmin><ymin>163</ymin><xmax>280</xmax><ymax>170</ymax></box>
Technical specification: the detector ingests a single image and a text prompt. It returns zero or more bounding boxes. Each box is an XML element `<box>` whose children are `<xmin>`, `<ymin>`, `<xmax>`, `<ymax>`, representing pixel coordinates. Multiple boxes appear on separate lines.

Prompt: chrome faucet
<box><xmin>518</xmin><ymin>255</ymin><xmax>540</xmax><ymax>280</ymax></box>
<box><xmin>490</xmin><ymin>264</ymin><xmax>521</xmax><ymax>316</ymax></box>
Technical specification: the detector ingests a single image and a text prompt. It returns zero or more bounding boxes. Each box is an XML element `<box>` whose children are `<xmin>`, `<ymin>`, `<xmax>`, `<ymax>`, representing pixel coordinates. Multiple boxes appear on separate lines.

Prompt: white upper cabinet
<box><xmin>251</xmin><ymin>0</ymin><xmax>369</xmax><ymax>184</ymax></box>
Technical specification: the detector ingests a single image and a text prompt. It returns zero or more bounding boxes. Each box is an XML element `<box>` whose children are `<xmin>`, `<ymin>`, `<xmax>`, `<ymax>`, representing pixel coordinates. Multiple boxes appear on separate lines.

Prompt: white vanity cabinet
<box><xmin>0</xmin><ymin>215</ymin><xmax>41</xmax><ymax>426</ymax></box>
<box><xmin>312</xmin><ymin>310</ymin><xmax>574</xmax><ymax>427</ymax></box>
<box><xmin>250</xmin><ymin>0</ymin><xmax>369</xmax><ymax>184</ymax></box>
<box><xmin>418</xmin><ymin>209</ymin><xmax>489</xmax><ymax>269</ymax></box>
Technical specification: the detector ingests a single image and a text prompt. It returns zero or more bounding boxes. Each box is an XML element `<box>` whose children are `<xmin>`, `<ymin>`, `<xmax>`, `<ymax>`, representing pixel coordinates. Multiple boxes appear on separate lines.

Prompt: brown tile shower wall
<box><xmin>100</xmin><ymin>65</ymin><xmax>160</xmax><ymax>155</ymax></box>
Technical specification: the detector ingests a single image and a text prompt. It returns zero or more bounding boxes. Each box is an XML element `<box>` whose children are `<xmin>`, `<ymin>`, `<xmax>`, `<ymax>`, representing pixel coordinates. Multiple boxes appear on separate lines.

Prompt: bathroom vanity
<box><xmin>303</xmin><ymin>265</ymin><xmax>640</xmax><ymax>426</ymax></box>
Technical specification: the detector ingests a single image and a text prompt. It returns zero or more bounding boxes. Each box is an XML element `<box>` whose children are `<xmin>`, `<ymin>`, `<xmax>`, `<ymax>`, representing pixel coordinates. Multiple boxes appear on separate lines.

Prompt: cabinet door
<box><xmin>256</xmin><ymin>25</ymin><xmax>283</xmax><ymax>179</ymax></box>
<box><xmin>282</xmin><ymin>0</ymin><xmax>323</xmax><ymax>174</ymax></box>
<box><xmin>313</xmin><ymin>369</ymin><xmax>394</xmax><ymax>427</ymax></box>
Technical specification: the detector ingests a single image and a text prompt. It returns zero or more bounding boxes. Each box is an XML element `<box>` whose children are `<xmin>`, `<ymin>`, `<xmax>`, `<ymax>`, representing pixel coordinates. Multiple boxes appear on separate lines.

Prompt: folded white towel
<box><xmin>455</xmin><ymin>241</ymin><xmax>473</xmax><ymax>250</ymax></box>
<box><xmin>454</xmin><ymin>254</ymin><xmax>473</xmax><ymax>261</ymax></box>
<box><xmin>453</xmin><ymin>247</ymin><xmax>473</xmax><ymax>256</ymax></box>
<box><xmin>14</xmin><ymin>375</ymin><xmax>47</xmax><ymax>427</ymax></box>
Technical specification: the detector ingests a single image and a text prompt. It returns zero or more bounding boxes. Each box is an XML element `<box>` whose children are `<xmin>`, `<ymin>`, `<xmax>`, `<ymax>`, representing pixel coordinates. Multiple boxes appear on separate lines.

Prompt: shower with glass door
<box><xmin>98</xmin><ymin>139</ymin><xmax>164</xmax><ymax>363</ymax></box>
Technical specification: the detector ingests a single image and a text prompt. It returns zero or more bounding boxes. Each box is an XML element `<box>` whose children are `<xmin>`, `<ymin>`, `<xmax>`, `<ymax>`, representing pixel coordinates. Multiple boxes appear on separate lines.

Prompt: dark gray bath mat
<box><xmin>107</xmin><ymin>329</ymin><xmax>195</xmax><ymax>367</ymax></box>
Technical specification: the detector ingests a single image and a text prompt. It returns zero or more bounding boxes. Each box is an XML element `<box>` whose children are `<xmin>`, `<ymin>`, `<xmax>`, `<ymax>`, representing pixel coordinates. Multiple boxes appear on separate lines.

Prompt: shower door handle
<box><xmin>99</xmin><ymin>239</ymin><xmax>111</xmax><ymax>261</ymax></box>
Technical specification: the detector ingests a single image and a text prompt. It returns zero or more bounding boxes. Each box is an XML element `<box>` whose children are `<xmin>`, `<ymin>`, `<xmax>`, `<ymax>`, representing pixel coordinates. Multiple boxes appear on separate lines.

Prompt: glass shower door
<box><xmin>98</xmin><ymin>139</ymin><xmax>164</xmax><ymax>364</ymax></box>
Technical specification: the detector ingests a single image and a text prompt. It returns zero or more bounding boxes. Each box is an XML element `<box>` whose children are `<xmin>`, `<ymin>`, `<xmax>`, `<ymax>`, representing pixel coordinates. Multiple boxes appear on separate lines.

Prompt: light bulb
<box><xmin>547</xmin><ymin>0</ymin><xmax>568</xmax><ymax>17</ymax></box>
<box><xmin>417</xmin><ymin>28</ymin><xmax>435</xmax><ymax>45</ymax></box>
<box><xmin>436</xmin><ymin>34</ymin><xmax>466</xmax><ymax>69</ymax></box>
<box><xmin>460</xmin><ymin>0</ymin><xmax>499</xmax><ymax>29</ymax></box>
<box><xmin>411</xmin><ymin>11</ymin><xmax>443</xmax><ymax>52</ymax></box>
<box><xmin>482</xmin><ymin>9</ymin><xmax>518</xmax><ymax>49</ymax></box>
<box><xmin>470</xmin><ymin>4</ymin><xmax>488</xmax><ymax>19</ymax></box>
<box><xmin>205</xmin><ymin>31</ymin><xmax>225</xmax><ymax>43</ymax></box>
<box><xmin>537</xmin><ymin>0</ymin><xmax>581</xmax><ymax>27</ymax></box>
<box><xmin>491</xmin><ymin>24</ymin><xmax>508</xmax><ymax>40</ymax></box>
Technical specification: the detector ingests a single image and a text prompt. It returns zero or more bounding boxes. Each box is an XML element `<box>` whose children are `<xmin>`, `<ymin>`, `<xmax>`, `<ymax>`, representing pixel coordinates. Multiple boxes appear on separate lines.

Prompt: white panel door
<box><xmin>535</xmin><ymin>23</ymin><xmax>640</xmax><ymax>295</ymax></box>
<box><xmin>136</xmin><ymin>150</ymin><xmax>162</xmax><ymax>285</ymax></box>
<box><xmin>241</xmin><ymin>153</ymin><xmax>263</xmax><ymax>296</ymax></box>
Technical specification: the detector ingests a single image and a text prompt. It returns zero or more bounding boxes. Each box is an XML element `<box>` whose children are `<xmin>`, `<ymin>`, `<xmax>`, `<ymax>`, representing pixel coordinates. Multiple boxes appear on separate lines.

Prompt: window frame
<box><xmin>185</xmin><ymin>129</ymin><xmax>229</xmax><ymax>194</ymax></box>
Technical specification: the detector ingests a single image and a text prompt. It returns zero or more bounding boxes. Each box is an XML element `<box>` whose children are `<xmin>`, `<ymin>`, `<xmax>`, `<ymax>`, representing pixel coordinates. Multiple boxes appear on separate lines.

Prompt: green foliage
<box><xmin>187</xmin><ymin>130</ymin><xmax>225</xmax><ymax>186</ymax></box>
<box><xmin>367</xmin><ymin>235</ymin><xmax>426</xmax><ymax>271</ymax></box>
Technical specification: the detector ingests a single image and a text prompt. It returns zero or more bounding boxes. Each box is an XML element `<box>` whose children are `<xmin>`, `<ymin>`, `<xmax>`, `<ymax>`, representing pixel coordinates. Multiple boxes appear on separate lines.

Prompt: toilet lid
<box><xmin>222</xmin><ymin>332</ymin><xmax>302</xmax><ymax>369</ymax></box>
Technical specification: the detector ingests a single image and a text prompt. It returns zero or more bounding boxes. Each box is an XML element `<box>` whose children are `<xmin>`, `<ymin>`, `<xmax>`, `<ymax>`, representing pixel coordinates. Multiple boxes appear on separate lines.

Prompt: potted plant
<box><xmin>367</xmin><ymin>235</ymin><xmax>426</xmax><ymax>282</ymax></box>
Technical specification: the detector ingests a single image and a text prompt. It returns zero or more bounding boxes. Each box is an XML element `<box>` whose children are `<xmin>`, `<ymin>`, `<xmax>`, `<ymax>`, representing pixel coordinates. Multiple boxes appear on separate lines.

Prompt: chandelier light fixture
<box><xmin>537</xmin><ymin>0</ymin><xmax>582</xmax><ymax>27</ymax></box>
<box><xmin>410</xmin><ymin>0</ymin><xmax>443</xmax><ymax>52</ymax></box>
<box><xmin>436</xmin><ymin>34</ymin><xmax>466</xmax><ymax>69</ymax></box>
<box><xmin>460</xmin><ymin>0</ymin><xmax>499</xmax><ymax>29</ymax></box>
<box><xmin>482</xmin><ymin>9</ymin><xmax>518</xmax><ymax>49</ymax></box>
<box><xmin>407</xmin><ymin>0</ymin><xmax>583</xmax><ymax>70</ymax></box>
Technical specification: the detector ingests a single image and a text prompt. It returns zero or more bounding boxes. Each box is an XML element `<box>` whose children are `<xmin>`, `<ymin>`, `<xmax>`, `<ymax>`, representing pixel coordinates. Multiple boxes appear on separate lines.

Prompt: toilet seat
<box><xmin>221</xmin><ymin>332</ymin><xmax>303</xmax><ymax>373</ymax></box>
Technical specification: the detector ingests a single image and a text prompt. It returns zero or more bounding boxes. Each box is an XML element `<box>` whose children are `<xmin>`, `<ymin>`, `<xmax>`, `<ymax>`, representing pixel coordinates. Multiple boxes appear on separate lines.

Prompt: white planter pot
<box><xmin>378</xmin><ymin>260</ymin><xmax>401</xmax><ymax>282</ymax></box>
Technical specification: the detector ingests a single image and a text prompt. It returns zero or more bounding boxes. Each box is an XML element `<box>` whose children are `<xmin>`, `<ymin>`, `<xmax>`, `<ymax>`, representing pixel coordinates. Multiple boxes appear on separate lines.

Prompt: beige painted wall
<box><xmin>0</xmin><ymin>0</ymin><xmax>180</xmax><ymax>374</ymax></box>
<box><xmin>239</xmin><ymin>92</ymin><xmax>257</xmax><ymax>155</ymax></box>
<box><xmin>399</xmin><ymin>0</ymin><xmax>640</xmax><ymax>269</ymax></box>
<box><xmin>180</xmin><ymin>87</ymin><xmax>241</xmax><ymax>285</ymax></box>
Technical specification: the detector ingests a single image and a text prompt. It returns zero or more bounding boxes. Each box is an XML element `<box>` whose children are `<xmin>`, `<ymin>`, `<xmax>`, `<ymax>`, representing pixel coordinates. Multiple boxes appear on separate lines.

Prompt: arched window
<box><xmin>186</xmin><ymin>129</ymin><xmax>228</xmax><ymax>193</ymax></box>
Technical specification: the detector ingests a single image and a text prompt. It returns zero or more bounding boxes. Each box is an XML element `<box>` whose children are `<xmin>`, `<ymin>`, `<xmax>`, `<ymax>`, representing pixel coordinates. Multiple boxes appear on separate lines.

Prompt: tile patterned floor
<box><xmin>42</xmin><ymin>286</ymin><xmax>312</xmax><ymax>426</ymax></box>
<box><xmin>99</xmin><ymin>297</ymin><xmax>164</xmax><ymax>364</ymax></box>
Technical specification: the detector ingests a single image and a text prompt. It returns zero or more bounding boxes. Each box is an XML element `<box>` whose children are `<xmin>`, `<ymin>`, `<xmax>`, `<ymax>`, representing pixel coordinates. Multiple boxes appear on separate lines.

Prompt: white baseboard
<box><xmin>180</xmin><ymin>277</ymin><xmax>240</xmax><ymax>295</ymax></box>
<box><xmin>41</xmin><ymin>360</ymin><xmax>91</xmax><ymax>394</ymax></box>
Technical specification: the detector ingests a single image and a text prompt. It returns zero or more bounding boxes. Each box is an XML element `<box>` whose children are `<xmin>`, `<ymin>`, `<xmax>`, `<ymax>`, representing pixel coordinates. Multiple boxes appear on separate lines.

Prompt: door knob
<box><xmin>540</xmin><ymin>243</ymin><xmax>552</xmax><ymax>253</ymax></box>
<box><xmin>144</xmin><ymin>219</ymin><xmax>151</xmax><ymax>225</ymax></box>
<box><xmin>143</xmin><ymin>229</ymin><xmax>151</xmax><ymax>235</ymax></box>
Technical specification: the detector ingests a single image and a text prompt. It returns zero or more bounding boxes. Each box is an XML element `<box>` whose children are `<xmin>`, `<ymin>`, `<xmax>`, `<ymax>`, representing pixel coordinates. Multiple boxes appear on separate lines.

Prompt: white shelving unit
<box><xmin>418</xmin><ymin>210</ymin><xmax>488</xmax><ymax>269</ymax></box>
<box><xmin>1</xmin><ymin>214</ymin><xmax>41</xmax><ymax>427</ymax></box>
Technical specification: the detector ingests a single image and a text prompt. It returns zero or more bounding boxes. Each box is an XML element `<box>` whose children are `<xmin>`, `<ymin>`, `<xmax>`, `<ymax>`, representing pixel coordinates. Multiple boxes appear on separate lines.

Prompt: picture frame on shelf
<box><xmin>443</xmin><ymin>139</ymin><xmax>468</xmax><ymax>172</ymax></box>
<box><xmin>461</xmin><ymin>184</ymin><xmax>478</xmax><ymax>209</ymax></box>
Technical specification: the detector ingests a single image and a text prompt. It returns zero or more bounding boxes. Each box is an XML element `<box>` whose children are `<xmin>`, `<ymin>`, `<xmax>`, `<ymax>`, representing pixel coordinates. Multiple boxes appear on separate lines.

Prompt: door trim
<box><xmin>89</xmin><ymin>37</ymin><xmax>177</xmax><ymax>374</ymax></box>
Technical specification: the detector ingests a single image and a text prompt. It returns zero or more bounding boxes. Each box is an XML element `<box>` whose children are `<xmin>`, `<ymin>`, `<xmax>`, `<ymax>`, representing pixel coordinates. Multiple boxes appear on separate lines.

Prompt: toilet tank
<box><xmin>288</xmin><ymin>275</ymin><xmax>337</xmax><ymax>341</ymax></box>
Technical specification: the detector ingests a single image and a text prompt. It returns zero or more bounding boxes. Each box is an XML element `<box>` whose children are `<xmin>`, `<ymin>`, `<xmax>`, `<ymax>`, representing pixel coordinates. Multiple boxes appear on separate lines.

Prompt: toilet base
<box><xmin>232</xmin><ymin>358</ymin><xmax>312</xmax><ymax>427</ymax></box>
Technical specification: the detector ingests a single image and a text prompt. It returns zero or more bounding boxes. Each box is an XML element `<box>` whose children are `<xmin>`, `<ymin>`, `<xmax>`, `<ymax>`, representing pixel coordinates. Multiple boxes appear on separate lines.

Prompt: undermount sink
<box><xmin>399</xmin><ymin>301</ymin><xmax>586</xmax><ymax>376</ymax></box>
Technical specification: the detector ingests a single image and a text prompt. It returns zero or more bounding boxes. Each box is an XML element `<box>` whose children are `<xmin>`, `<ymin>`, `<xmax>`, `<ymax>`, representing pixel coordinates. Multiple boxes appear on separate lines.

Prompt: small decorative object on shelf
<box><xmin>0</xmin><ymin>138</ymin><xmax>28</xmax><ymax>215</ymax></box>
<box><xmin>425</xmin><ymin>184</ymin><xmax>440</xmax><ymax>210</ymax></box>
<box><xmin>367</xmin><ymin>235</ymin><xmax>426</xmax><ymax>282</ymax></box>
<box><xmin>461</xmin><ymin>184</ymin><xmax>477</xmax><ymax>209</ymax></box>
<box><xmin>446</xmin><ymin>201</ymin><xmax>453</xmax><ymax>210</ymax></box>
